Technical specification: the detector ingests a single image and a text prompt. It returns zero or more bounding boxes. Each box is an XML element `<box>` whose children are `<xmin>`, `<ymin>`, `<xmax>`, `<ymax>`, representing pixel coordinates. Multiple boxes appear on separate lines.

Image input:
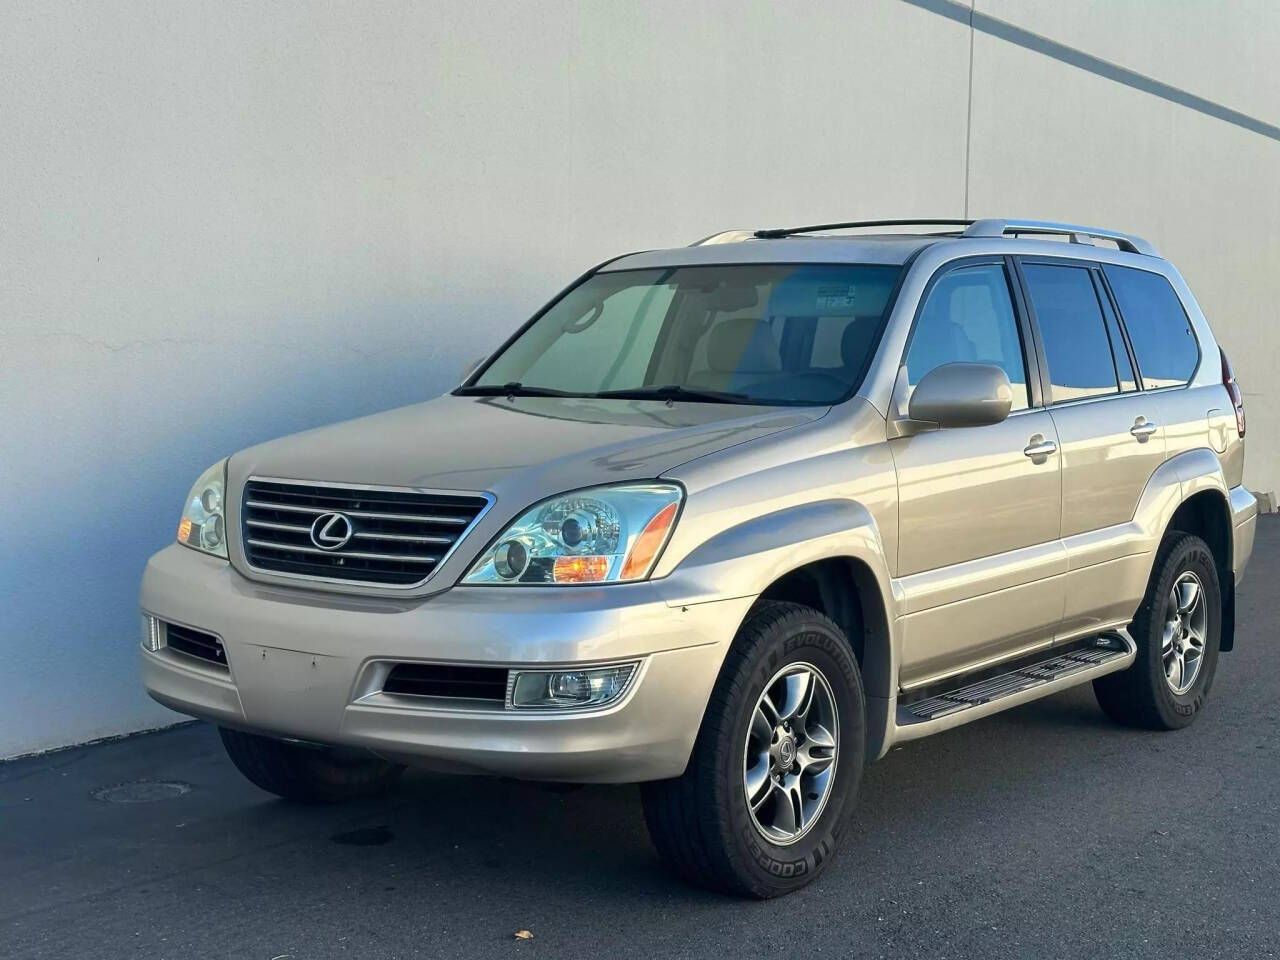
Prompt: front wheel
<box><xmin>641</xmin><ymin>601</ymin><xmax>866</xmax><ymax>898</ymax></box>
<box><xmin>1094</xmin><ymin>532</ymin><xmax>1222</xmax><ymax>730</ymax></box>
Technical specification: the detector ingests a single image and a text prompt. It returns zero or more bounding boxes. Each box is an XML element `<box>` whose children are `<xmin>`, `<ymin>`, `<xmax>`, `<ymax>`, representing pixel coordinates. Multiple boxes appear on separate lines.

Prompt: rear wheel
<box><xmin>218</xmin><ymin>727</ymin><xmax>403</xmax><ymax>803</ymax></box>
<box><xmin>640</xmin><ymin>601</ymin><xmax>866</xmax><ymax>898</ymax></box>
<box><xmin>1094</xmin><ymin>532</ymin><xmax>1222</xmax><ymax>730</ymax></box>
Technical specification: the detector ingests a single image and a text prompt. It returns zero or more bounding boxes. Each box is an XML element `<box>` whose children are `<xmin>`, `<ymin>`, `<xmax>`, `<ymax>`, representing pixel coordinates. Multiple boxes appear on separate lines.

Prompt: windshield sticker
<box><xmin>815</xmin><ymin>285</ymin><xmax>858</xmax><ymax>310</ymax></box>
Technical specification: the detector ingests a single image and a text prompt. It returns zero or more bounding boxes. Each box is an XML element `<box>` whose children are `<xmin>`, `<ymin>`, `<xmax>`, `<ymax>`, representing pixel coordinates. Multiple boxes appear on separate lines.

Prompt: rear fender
<box><xmin>1134</xmin><ymin>448</ymin><xmax>1236</xmax><ymax>649</ymax></box>
<box><xmin>1130</xmin><ymin>448</ymin><xmax>1226</xmax><ymax>550</ymax></box>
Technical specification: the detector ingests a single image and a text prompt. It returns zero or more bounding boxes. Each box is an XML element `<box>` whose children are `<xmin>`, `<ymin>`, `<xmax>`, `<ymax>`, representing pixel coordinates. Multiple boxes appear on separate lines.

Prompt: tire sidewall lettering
<box><xmin>731</xmin><ymin>617</ymin><xmax>865</xmax><ymax>891</ymax></box>
<box><xmin>741</xmin><ymin>823</ymin><xmax>811</xmax><ymax>877</ymax></box>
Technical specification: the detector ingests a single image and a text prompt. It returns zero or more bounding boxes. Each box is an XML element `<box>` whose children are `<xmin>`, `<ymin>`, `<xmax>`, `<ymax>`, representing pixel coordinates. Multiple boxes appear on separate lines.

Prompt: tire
<box><xmin>1093</xmin><ymin>532</ymin><xmax>1222</xmax><ymax>730</ymax></box>
<box><xmin>218</xmin><ymin>727</ymin><xmax>404</xmax><ymax>804</ymax></box>
<box><xmin>640</xmin><ymin>601</ymin><xmax>866</xmax><ymax>898</ymax></box>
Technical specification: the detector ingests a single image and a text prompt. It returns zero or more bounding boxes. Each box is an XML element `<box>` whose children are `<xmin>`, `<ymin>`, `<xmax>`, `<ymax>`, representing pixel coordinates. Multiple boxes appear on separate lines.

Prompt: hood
<box><xmin>229</xmin><ymin>393</ymin><xmax>825</xmax><ymax>504</ymax></box>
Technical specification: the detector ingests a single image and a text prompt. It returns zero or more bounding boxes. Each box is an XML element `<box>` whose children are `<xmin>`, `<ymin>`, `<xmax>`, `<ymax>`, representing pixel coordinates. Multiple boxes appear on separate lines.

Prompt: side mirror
<box><xmin>459</xmin><ymin>356</ymin><xmax>485</xmax><ymax>383</ymax></box>
<box><xmin>907</xmin><ymin>362</ymin><xmax>1012</xmax><ymax>429</ymax></box>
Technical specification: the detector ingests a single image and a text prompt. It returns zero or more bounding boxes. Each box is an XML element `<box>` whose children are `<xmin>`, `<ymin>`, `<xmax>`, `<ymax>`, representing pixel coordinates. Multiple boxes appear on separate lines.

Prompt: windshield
<box><xmin>464</xmin><ymin>263</ymin><xmax>902</xmax><ymax>406</ymax></box>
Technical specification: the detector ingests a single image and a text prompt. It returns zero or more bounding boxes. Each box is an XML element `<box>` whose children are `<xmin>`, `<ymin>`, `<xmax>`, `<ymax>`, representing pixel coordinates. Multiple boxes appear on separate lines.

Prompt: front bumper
<box><xmin>140</xmin><ymin>545</ymin><xmax>751</xmax><ymax>782</ymax></box>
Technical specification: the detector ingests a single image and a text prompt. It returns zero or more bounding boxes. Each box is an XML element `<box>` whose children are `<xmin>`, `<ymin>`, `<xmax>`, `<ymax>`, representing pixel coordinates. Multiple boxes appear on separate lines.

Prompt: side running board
<box><xmin>896</xmin><ymin>631</ymin><xmax>1135</xmax><ymax>731</ymax></box>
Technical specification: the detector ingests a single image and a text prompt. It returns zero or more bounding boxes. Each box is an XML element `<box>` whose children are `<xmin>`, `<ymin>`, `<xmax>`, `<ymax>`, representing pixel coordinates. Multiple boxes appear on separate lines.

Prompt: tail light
<box><xmin>1221</xmin><ymin>347</ymin><xmax>1245</xmax><ymax>437</ymax></box>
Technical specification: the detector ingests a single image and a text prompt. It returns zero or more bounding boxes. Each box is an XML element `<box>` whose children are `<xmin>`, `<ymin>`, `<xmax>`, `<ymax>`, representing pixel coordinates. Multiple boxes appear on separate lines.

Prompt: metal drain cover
<box><xmin>92</xmin><ymin>780</ymin><xmax>192</xmax><ymax>803</ymax></box>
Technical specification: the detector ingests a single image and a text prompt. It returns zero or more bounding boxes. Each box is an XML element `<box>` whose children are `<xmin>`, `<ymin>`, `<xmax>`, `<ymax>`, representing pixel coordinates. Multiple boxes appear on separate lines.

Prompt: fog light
<box><xmin>550</xmin><ymin>671</ymin><xmax>591</xmax><ymax>700</ymax></box>
<box><xmin>509</xmin><ymin>662</ymin><xmax>638</xmax><ymax>709</ymax></box>
<box><xmin>141</xmin><ymin>615</ymin><xmax>163</xmax><ymax>652</ymax></box>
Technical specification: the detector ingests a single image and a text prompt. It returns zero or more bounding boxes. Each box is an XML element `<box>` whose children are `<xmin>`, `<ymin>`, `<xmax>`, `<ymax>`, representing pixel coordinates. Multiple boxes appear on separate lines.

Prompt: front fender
<box><xmin>655</xmin><ymin>497</ymin><xmax>900</xmax><ymax>760</ymax></box>
<box><xmin>654</xmin><ymin>498</ymin><xmax>896</xmax><ymax>614</ymax></box>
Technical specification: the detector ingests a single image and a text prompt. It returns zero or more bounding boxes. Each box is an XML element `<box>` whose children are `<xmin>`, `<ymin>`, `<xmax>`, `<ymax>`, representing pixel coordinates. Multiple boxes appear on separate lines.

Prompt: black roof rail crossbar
<box><xmin>752</xmin><ymin>219</ymin><xmax>974</xmax><ymax>239</ymax></box>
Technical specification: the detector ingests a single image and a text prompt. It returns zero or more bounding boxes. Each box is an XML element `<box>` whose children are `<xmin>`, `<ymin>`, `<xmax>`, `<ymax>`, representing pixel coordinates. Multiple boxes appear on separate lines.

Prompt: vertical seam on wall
<box><xmin>963</xmin><ymin>1</ymin><xmax>975</xmax><ymax>218</ymax></box>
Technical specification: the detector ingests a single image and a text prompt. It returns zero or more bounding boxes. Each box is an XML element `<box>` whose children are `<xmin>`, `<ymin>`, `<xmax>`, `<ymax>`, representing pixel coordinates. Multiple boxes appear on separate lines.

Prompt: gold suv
<box><xmin>140</xmin><ymin>218</ymin><xmax>1256</xmax><ymax>897</ymax></box>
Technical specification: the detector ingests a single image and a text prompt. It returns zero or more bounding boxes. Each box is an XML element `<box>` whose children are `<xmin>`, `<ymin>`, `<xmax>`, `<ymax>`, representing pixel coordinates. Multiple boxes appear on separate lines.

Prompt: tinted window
<box><xmin>905</xmin><ymin>262</ymin><xmax>1029</xmax><ymax>411</ymax></box>
<box><xmin>472</xmin><ymin>264</ymin><xmax>901</xmax><ymax>406</ymax></box>
<box><xmin>1022</xmin><ymin>263</ymin><xmax>1118</xmax><ymax>403</ymax></box>
<box><xmin>1097</xmin><ymin>277</ymin><xmax>1138</xmax><ymax>392</ymax></box>
<box><xmin>519</xmin><ymin>283</ymin><xmax>674</xmax><ymax>391</ymax></box>
<box><xmin>809</xmin><ymin>315</ymin><xmax>872</xmax><ymax>369</ymax></box>
<box><xmin>1103</xmin><ymin>265</ymin><xmax>1199</xmax><ymax>389</ymax></box>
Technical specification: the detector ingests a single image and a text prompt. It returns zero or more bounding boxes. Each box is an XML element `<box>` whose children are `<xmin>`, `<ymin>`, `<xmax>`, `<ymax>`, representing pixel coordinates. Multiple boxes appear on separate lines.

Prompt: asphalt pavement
<box><xmin>4</xmin><ymin>518</ymin><xmax>1278</xmax><ymax>959</ymax></box>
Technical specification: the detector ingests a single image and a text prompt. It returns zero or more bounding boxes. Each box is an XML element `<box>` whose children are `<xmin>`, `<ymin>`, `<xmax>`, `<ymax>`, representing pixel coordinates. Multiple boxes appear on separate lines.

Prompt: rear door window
<box><xmin>1102</xmin><ymin>265</ymin><xmax>1200</xmax><ymax>389</ymax></box>
<box><xmin>1021</xmin><ymin>263</ymin><xmax>1119</xmax><ymax>403</ymax></box>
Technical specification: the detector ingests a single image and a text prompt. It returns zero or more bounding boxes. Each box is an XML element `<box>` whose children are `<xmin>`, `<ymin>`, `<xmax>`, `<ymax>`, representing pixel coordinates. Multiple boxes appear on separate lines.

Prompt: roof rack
<box><xmin>690</xmin><ymin>218</ymin><xmax>1159</xmax><ymax>257</ymax></box>
<box><xmin>749</xmin><ymin>219</ymin><xmax>973</xmax><ymax>241</ymax></box>
<box><xmin>690</xmin><ymin>219</ymin><xmax>971</xmax><ymax>245</ymax></box>
<box><xmin>690</xmin><ymin>229</ymin><xmax>759</xmax><ymax>246</ymax></box>
<box><xmin>962</xmin><ymin>219</ymin><xmax>1158</xmax><ymax>256</ymax></box>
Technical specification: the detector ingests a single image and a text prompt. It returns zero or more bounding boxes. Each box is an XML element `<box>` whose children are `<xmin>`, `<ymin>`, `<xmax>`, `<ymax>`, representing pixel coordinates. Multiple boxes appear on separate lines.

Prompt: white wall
<box><xmin>965</xmin><ymin>0</ymin><xmax>1280</xmax><ymax>478</ymax></box>
<box><xmin>1</xmin><ymin>0</ymin><xmax>1276</xmax><ymax>756</ymax></box>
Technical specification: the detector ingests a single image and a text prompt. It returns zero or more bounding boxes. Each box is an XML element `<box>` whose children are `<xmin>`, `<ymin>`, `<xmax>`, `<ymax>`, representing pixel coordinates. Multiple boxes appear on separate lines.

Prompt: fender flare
<box><xmin>1132</xmin><ymin>447</ymin><xmax>1236</xmax><ymax>649</ymax></box>
<box><xmin>655</xmin><ymin>498</ymin><xmax>902</xmax><ymax>756</ymax></box>
<box><xmin>654</xmin><ymin>498</ymin><xmax>896</xmax><ymax>614</ymax></box>
<box><xmin>1130</xmin><ymin>454</ymin><xmax>1187</xmax><ymax>548</ymax></box>
<box><xmin>1132</xmin><ymin>447</ymin><xmax>1230</xmax><ymax>547</ymax></box>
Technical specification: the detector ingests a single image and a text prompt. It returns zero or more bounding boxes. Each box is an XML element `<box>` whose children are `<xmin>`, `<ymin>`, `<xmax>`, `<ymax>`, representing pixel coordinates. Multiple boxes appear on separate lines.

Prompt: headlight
<box><xmin>177</xmin><ymin>460</ymin><xmax>228</xmax><ymax>559</ymax></box>
<box><xmin>463</xmin><ymin>483</ymin><xmax>682</xmax><ymax>585</ymax></box>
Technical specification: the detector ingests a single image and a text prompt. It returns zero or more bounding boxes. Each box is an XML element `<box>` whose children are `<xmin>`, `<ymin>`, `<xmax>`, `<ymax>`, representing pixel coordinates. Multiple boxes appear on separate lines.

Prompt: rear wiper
<box><xmin>590</xmin><ymin>385</ymin><xmax>755</xmax><ymax>404</ymax></box>
<box><xmin>455</xmin><ymin>382</ymin><xmax>583</xmax><ymax>399</ymax></box>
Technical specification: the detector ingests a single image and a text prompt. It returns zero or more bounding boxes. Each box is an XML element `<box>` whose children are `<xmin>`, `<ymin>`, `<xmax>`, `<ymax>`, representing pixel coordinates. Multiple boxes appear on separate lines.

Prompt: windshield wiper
<box><xmin>590</xmin><ymin>385</ymin><xmax>755</xmax><ymax>404</ymax></box>
<box><xmin>457</xmin><ymin>382</ymin><xmax>757</xmax><ymax>404</ymax></box>
<box><xmin>455</xmin><ymin>382</ymin><xmax>583</xmax><ymax>399</ymax></box>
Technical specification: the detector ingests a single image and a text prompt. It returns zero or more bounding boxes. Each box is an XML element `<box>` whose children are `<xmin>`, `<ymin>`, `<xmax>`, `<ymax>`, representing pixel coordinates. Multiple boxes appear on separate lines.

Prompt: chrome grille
<box><xmin>241</xmin><ymin>478</ymin><xmax>491</xmax><ymax>587</ymax></box>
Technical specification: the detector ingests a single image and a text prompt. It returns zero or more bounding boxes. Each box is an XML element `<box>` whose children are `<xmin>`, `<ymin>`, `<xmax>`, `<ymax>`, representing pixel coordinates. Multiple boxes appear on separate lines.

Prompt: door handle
<box><xmin>1130</xmin><ymin>417</ymin><xmax>1158</xmax><ymax>442</ymax></box>
<box><xmin>1023</xmin><ymin>435</ymin><xmax>1058</xmax><ymax>462</ymax></box>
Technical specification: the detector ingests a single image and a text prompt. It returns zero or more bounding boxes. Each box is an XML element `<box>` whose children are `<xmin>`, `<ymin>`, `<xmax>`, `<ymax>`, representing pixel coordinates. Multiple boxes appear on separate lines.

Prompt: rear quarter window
<box><xmin>1102</xmin><ymin>265</ymin><xmax>1200</xmax><ymax>389</ymax></box>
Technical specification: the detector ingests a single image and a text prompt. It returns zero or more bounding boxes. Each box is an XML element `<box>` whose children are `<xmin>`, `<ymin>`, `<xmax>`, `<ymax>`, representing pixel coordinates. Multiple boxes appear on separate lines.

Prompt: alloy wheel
<box><xmin>1163</xmin><ymin>570</ymin><xmax>1207</xmax><ymax>695</ymax></box>
<box><xmin>742</xmin><ymin>662</ymin><xmax>839</xmax><ymax>845</ymax></box>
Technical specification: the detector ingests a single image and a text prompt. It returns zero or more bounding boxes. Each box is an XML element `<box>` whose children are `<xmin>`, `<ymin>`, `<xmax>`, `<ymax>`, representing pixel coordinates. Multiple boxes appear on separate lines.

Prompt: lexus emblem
<box><xmin>309</xmin><ymin>512</ymin><xmax>354</xmax><ymax>551</ymax></box>
<box><xmin>777</xmin><ymin>737</ymin><xmax>796</xmax><ymax>768</ymax></box>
